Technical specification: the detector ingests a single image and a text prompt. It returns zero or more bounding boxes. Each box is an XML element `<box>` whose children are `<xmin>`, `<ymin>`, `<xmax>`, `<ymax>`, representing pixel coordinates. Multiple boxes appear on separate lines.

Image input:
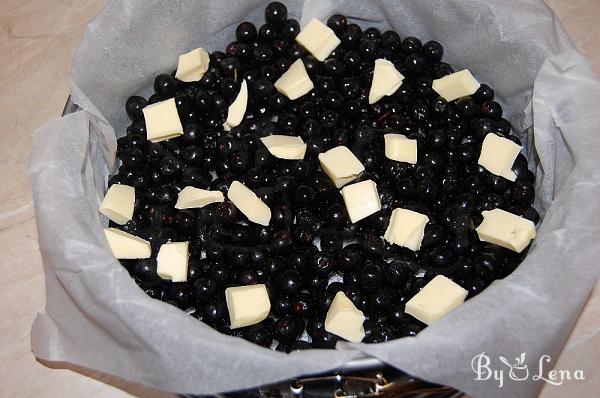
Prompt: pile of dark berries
<box><xmin>112</xmin><ymin>2</ymin><xmax>538</xmax><ymax>351</ymax></box>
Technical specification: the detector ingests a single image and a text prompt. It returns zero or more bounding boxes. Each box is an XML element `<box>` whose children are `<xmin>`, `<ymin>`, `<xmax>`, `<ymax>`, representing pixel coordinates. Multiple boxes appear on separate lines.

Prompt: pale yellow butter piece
<box><xmin>157</xmin><ymin>241</ymin><xmax>189</xmax><ymax>283</ymax></box>
<box><xmin>223</xmin><ymin>79</ymin><xmax>248</xmax><ymax>131</ymax></box>
<box><xmin>227</xmin><ymin>181</ymin><xmax>271</xmax><ymax>226</ymax></box>
<box><xmin>475</xmin><ymin>208</ymin><xmax>536</xmax><ymax>253</ymax></box>
<box><xmin>318</xmin><ymin>146</ymin><xmax>365</xmax><ymax>188</ymax></box>
<box><xmin>405</xmin><ymin>275</ymin><xmax>468</xmax><ymax>325</ymax></box>
<box><xmin>175</xmin><ymin>48</ymin><xmax>210</xmax><ymax>82</ymax></box>
<box><xmin>274</xmin><ymin>58</ymin><xmax>314</xmax><ymax>100</ymax></box>
<box><xmin>384</xmin><ymin>208</ymin><xmax>429</xmax><ymax>251</ymax></box>
<box><xmin>260</xmin><ymin>135</ymin><xmax>306</xmax><ymax>160</ymax></box>
<box><xmin>104</xmin><ymin>228</ymin><xmax>151</xmax><ymax>259</ymax></box>
<box><xmin>478</xmin><ymin>133</ymin><xmax>522</xmax><ymax>181</ymax></box>
<box><xmin>324</xmin><ymin>291</ymin><xmax>365</xmax><ymax>342</ymax></box>
<box><xmin>142</xmin><ymin>98</ymin><xmax>183</xmax><ymax>142</ymax></box>
<box><xmin>175</xmin><ymin>186</ymin><xmax>224</xmax><ymax>209</ymax></box>
<box><xmin>432</xmin><ymin>69</ymin><xmax>480</xmax><ymax>102</ymax></box>
<box><xmin>369</xmin><ymin>59</ymin><xmax>405</xmax><ymax>104</ymax></box>
<box><xmin>99</xmin><ymin>184</ymin><xmax>135</xmax><ymax>225</ymax></box>
<box><xmin>295</xmin><ymin>17</ymin><xmax>341</xmax><ymax>61</ymax></box>
<box><xmin>341</xmin><ymin>179</ymin><xmax>381</xmax><ymax>223</ymax></box>
<box><xmin>384</xmin><ymin>133</ymin><xmax>417</xmax><ymax>164</ymax></box>
<box><xmin>225</xmin><ymin>284</ymin><xmax>271</xmax><ymax>329</ymax></box>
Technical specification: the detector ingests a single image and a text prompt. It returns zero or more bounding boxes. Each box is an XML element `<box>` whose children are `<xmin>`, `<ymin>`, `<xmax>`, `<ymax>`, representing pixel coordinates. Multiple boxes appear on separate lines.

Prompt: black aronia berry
<box><xmin>112</xmin><ymin>2</ymin><xmax>538</xmax><ymax>351</ymax></box>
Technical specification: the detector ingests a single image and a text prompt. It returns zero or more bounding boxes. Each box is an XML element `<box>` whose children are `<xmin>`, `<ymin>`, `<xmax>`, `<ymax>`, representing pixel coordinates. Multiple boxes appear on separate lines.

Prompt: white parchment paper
<box><xmin>29</xmin><ymin>1</ymin><xmax>600</xmax><ymax>397</ymax></box>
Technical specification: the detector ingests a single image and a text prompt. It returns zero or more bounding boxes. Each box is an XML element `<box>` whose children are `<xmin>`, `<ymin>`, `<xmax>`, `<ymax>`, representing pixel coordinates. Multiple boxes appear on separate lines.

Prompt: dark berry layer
<box><xmin>110</xmin><ymin>2</ymin><xmax>537</xmax><ymax>351</ymax></box>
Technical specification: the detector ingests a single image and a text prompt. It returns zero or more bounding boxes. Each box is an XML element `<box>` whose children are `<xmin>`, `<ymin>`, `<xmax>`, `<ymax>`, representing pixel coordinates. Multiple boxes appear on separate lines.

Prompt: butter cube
<box><xmin>156</xmin><ymin>241</ymin><xmax>189</xmax><ymax>282</ymax></box>
<box><xmin>318</xmin><ymin>146</ymin><xmax>365</xmax><ymax>188</ymax></box>
<box><xmin>384</xmin><ymin>208</ymin><xmax>430</xmax><ymax>251</ymax></box>
<box><xmin>324</xmin><ymin>291</ymin><xmax>366</xmax><ymax>343</ymax></box>
<box><xmin>227</xmin><ymin>181</ymin><xmax>271</xmax><ymax>226</ymax></box>
<box><xmin>475</xmin><ymin>208</ymin><xmax>536</xmax><ymax>253</ymax></box>
<box><xmin>99</xmin><ymin>184</ymin><xmax>135</xmax><ymax>225</ymax></box>
<box><xmin>478</xmin><ymin>133</ymin><xmax>522</xmax><ymax>181</ymax></box>
<box><xmin>384</xmin><ymin>134</ymin><xmax>417</xmax><ymax>164</ymax></box>
<box><xmin>225</xmin><ymin>284</ymin><xmax>271</xmax><ymax>329</ymax></box>
<box><xmin>175</xmin><ymin>48</ymin><xmax>210</xmax><ymax>82</ymax></box>
<box><xmin>295</xmin><ymin>17</ymin><xmax>341</xmax><ymax>62</ymax></box>
<box><xmin>223</xmin><ymin>79</ymin><xmax>248</xmax><ymax>131</ymax></box>
<box><xmin>274</xmin><ymin>58</ymin><xmax>314</xmax><ymax>100</ymax></box>
<box><xmin>432</xmin><ymin>69</ymin><xmax>480</xmax><ymax>102</ymax></box>
<box><xmin>341</xmin><ymin>179</ymin><xmax>381</xmax><ymax>223</ymax></box>
<box><xmin>104</xmin><ymin>228</ymin><xmax>151</xmax><ymax>259</ymax></box>
<box><xmin>260</xmin><ymin>135</ymin><xmax>306</xmax><ymax>160</ymax></box>
<box><xmin>175</xmin><ymin>186</ymin><xmax>224</xmax><ymax>209</ymax></box>
<box><xmin>369</xmin><ymin>59</ymin><xmax>405</xmax><ymax>104</ymax></box>
<box><xmin>142</xmin><ymin>98</ymin><xmax>183</xmax><ymax>142</ymax></box>
<box><xmin>405</xmin><ymin>275</ymin><xmax>468</xmax><ymax>325</ymax></box>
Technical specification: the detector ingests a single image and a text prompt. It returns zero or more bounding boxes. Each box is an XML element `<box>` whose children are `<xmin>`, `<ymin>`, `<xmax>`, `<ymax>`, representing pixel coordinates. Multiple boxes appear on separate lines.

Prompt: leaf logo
<box><xmin>499</xmin><ymin>353</ymin><xmax>529</xmax><ymax>381</ymax></box>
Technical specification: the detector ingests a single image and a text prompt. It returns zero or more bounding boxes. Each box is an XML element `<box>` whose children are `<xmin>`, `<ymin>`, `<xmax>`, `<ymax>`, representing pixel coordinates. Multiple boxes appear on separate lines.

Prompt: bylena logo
<box><xmin>471</xmin><ymin>352</ymin><xmax>585</xmax><ymax>388</ymax></box>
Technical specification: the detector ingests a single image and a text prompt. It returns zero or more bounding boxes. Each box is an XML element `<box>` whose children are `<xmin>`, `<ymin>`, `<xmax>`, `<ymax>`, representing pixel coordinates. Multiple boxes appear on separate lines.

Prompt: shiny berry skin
<box><xmin>287</xmin><ymin>250</ymin><xmax>308</xmax><ymax>270</ymax></box>
<box><xmin>360</xmin><ymin>262</ymin><xmax>384</xmax><ymax>292</ymax></box>
<box><xmin>272</xmin><ymin>295</ymin><xmax>293</xmax><ymax>317</ymax></box>
<box><xmin>293</xmin><ymin>292</ymin><xmax>315</xmax><ymax>316</ymax></box>
<box><xmin>293</xmin><ymin>225</ymin><xmax>314</xmax><ymax>245</ymax></box>
<box><xmin>192</xmin><ymin>277</ymin><xmax>217</xmax><ymax>303</ymax></box>
<box><xmin>244</xmin><ymin>324</ymin><xmax>274</xmax><ymax>347</ymax></box>
<box><xmin>154</xmin><ymin>74</ymin><xmax>177</xmax><ymax>97</ymax></box>
<box><xmin>236</xmin><ymin>22</ymin><xmax>257</xmax><ymax>43</ymax></box>
<box><xmin>279</xmin><ymin>270</ymin><xmax>303</xmax><ymax>295</ymax></box>
<box><xmin>120</xmin><ymin>148</ymin><xmax>143</xmax><ymax>169</ymax></box>
<box><xmin>281</xmin><ymin>19</ymin><xmax>301</xmax><ymax>41</ymax></box>
<box><xmin>369</xmin><ymin>287</ymin><xmax>393</xmax><ymax>310</ymax></box>
<box><xmin>265</xmin><ymin>2</ymin><xmax>287</xmax><ymax>25</ymax></box>
<box><xmin>274</xmin><ymin>314</ymin><xmax>303</xmax><ymax>343</ymax></box>
<box><xmin>423</xmin><ymin>41</ymin><xmax>443</xmax><ymax>62</ymax></box>
<box><xmin>272</xmin><ymin>230</ymin><xmax>293</xmax><ymax>252</ymax></box>
<box><xmin>338</xmin><ymin>245</ymin><xmax>362</xmax><ymax>272</ymax></box>
<box><xmin>402</xmin><ymin>319</ymin><xmax>426</xmax><ymax>337</ymax></box>
<box><xmin>305</xmin><ymin>272</ymin><xmax>328</xmax><ymax>292</ymax></box>
<box><xmin>404</xmin><ymin>53</ymin><xmax>427</xmax><ymax>76</ymax></box>
<box><xmin>387</xmin><ymin>257</ymin><xmax>415</xmax><ymax>286</ymax></box>
<box><xmin>473</xmin><ymin>84</ymin><xmax>494</xmax><ymax>103</ymax></box>
<box><xmin>511</xmin><ymin>180</ymin><xmax>535</xmax><ymax>206</ymax></box>
<box><xmin>454</xmin><ymin>97</ymin><xmax>477</xmax><ymax>119</ymax></box>
<box><xmin>195</xmin><ymin>90</ymin><xmax>213</xmax><ymax>113</ymax></box>
<box><xmin>308</xmin><ymin>317</ymin><xmax>339</xmax><ymax>347</ymax></box>
<box><xmin>133</xmin><ymin>258</ymin><xmax>160</xmax><ymax>285</ymax></box>
<box><xmin>239</xmin><ymin>270</ymin><xmax>259</xmax><ymax>285</ymax></box>
<box><xmin>164</xmin><ymin>283</ymin><xmax>191</xmax><ymax>309</ymax></box>
<box><xmin>473</xmin><ymin>253</ymin><xmax>501</xmax><ymax>280</ymax></box>
<box><xmin>203</xmin><ymin>299</ymin><xmax>227</xmax><ymax>325</ymax></box>
<box><xmin>360</xmin><ymin>231</ymin><xmax>385</xmax><ymax>258</ymax></box>
<box><xmin>434</xmin><ymin>62</ymin><xmax>454</xmax><ymax>78</ymax></box>
<box><xmin>364</xmin><ymin>326</ymin><xmax>395</xmax><ymax>343</ymax></box>
<box><xmin>310</xmin><ymin>252</ymin><xmax>335</xmax><ymax>275</ymax></box>
<box><xmin>215</xmin><ymin>201</ymin><xmax>238</xmax><ymax>224</ymax></box>
<box><xmin>320</xmin><ymin>231</ymin><xmax>343</xmax><ymax>254</ymax></box>
<box><xmin>401</xmin><ymin>36</ymin><xmax>422</xmax><ymax>54</ymax></box>
<box><xmin>358</xmin><ymin>39</ymin><xmax>378</xmax><ymax>59</ymax></box>
<box><xmin>327</xmin><ymin>14</ymin><xmax>347</xmax><ymax>33</ymax></box>
<box><xmin>340</xmin><ymin>29</ymin><xmax>361</xmax><ymax>50</ymax></box>
<box><xmin>125</xmin><ymin>96</ymin><xmax>147</xmax><ymax>121</ymax></box>
<box><xmin>481</xmin><ymin>100</ymin><xmax>503</xmax><ymax>120</ymax></box>
<box><xmin>210</xmin><ymin>262</ymin><xmax>230</xmax><ymax>284</ymax></box>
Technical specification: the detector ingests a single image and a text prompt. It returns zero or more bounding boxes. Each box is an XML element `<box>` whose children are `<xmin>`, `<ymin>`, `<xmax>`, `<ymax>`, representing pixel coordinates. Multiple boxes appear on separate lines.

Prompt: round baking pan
<box><xmin>62</xmin><ymin>97</ymin><xmax>465</xmax><ymax>398</ymax></box>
